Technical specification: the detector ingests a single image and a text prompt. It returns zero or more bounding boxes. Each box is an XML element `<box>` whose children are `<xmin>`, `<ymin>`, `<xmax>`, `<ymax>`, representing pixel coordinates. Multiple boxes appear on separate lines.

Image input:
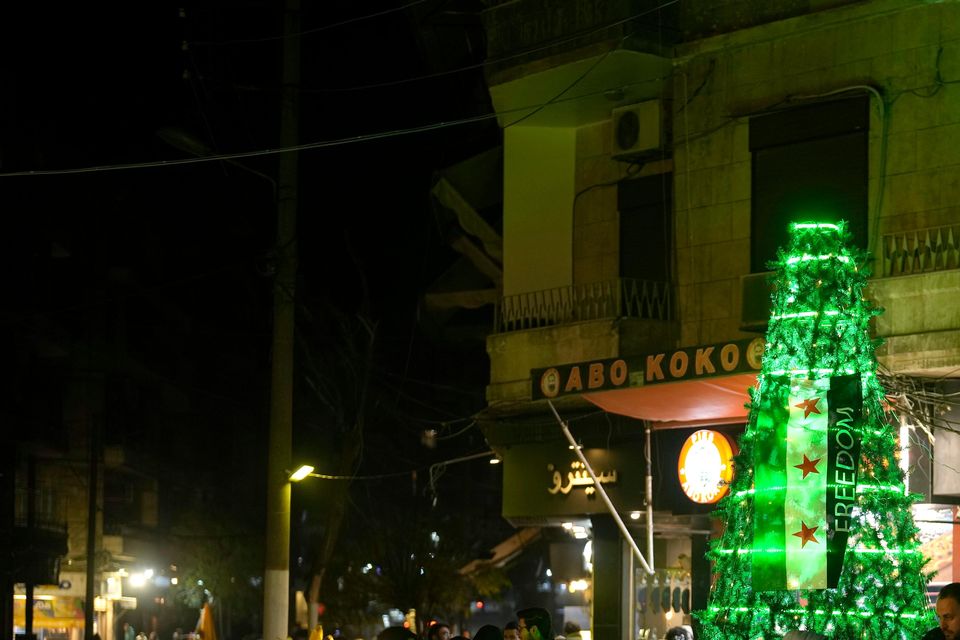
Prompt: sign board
<box><xmin>502</xmin><ymin>444</ymin><xmax>648</xmax><ymax>519</ymax></box>
<box><xmin>14</xmin><ymin>596</ymin><xmax>85</xmax><ymax>629</ymax></box>
<box><xmin>531</xmin><ymin>338</ymin><xmax>764</xmax><ymax>400</ymax></box>
<box><xmin>677</xmin><ymin>429</ymin><xmax>736</xmax><ymax>504</ymax></box>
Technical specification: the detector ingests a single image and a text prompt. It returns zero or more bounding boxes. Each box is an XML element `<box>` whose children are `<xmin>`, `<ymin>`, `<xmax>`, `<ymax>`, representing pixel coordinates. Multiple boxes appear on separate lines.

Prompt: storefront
<box><xmin>12</xmin><ymin>571</ymin><xmax>135</xmax><ymax>640</ymax></box>
<box><xmin>490</xmin><ymin>337</ymin><xmax>960</xmax><ymax>638</ymax></box>
<box><xmin>501</xmin><ymin>428</ymin><xmax>742</xmax><ymax>638</ymax></box>
<box><xmin>900</xmin><ymin>380</ymin><xmax>960</xmax><ymax>601</ymax></box>
<box><xmin>487</xmin><ymin>339</ymin><xmax>764</xmax><ymax>640</ymax></box>
<box><xmin>13</xmin><ymin>595</ymin><xmax>85</xmax><ymax>640</ymax></box>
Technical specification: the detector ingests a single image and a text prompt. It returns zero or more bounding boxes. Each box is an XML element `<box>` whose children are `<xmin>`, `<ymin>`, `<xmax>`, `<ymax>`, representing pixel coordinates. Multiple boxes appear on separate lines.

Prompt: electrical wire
<box><xmin>392</xmin><ymin>407</ymin><xmax>480</xmax><ymax>427</ymax></box>
<box><xmin>502</xmin><ymin>44</ymin><xmax>616</xmax><ymax>128</ymax></box>
<box><xmin>373</xmin><ymin>364</ymin><xmax>483</xmax><ymax>396</ymax></box>
<box><xmin>189</xmin><ymin>0</ymin><xmax>434</xmax><ymax>47</ymax></box>
<box><xmin>194</xmin><ymin>0</ymin><xmax>680</xmax><ymax>97</ymax></box>
<box><xmin>377</xmin><ymin>376</ymin><xmax>469</xmax><ymax>419</ymax></box>
<box><xmin>305</xmin><ymin>448</ymin><xmax>494</xmax><ymax>481</ymax></box>
<box><xmin>2</xmin><ymin>57</ymin><xmax>673</xmax><ymax>179</ymax></box>
<box><xmin>435</xmin><ymin>420</ymin><xmax>478</xmax><ymax>441</ymax></box>
<box><xmin>0</xmin><ymin>111</ymin><xmax>498</xmax><ymax>177</ymax></box>
<box><xmin>1</xmin><ymin>66</ymin><xmax>674</xmax><ymax>179</ymax></box>
<box><xmin>427</xmin><ymin>449</ymin><xmax>496</xmax><ymax>504</ymax></box>
<box><xmin>879</xmin><ymin>364</ymin><xmax>960</xmax><ymax>444</ymax></box>
<box><xmin>497</xmin><ymin>0</ymin><xmax>677</xmax><ymax>128</ymax></box>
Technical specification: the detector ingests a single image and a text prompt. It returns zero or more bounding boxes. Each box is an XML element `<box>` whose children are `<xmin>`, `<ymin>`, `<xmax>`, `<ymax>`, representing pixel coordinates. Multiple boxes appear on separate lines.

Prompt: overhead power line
<box><xmin>303</xmin><ymin>449</ymin><xmax>494</xmax><ymax>481</ymax></box>
<box><xmin>190</xmin><ymin>0</ymin><xmax>434</xmax><ymax>46</ymax></box>
<box><xmin>0</xmin><ymin>70</ymin><xmax>666</xmax><ymax>179</ymax></box>
<box><xmin>193</xmin><ymin>0</ymin><xmax>680</xmax><ymax>95</ymax></box>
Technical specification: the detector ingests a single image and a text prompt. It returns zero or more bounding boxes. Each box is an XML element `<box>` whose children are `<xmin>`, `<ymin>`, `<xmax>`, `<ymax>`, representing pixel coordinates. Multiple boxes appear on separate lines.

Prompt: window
<box><xmin>618</xmin><ymin>173</ymin><xmax>673</xmax><ymax>282</ymax></box>
<box><xmin>750</xmin><ymin>97</ymin><xmax>869</xmax><ymax>273</ymax></box>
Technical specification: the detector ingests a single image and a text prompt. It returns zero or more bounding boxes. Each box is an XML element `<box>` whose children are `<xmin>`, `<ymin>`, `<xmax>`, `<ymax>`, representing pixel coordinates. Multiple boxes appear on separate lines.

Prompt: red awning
<box><xmin>584</xmin><ymin>372</ymin><xmax>759</xmax><ymax>429</ymax></box>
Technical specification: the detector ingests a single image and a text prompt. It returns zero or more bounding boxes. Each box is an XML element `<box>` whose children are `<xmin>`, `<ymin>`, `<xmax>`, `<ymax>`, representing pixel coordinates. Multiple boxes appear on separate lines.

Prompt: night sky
<box><xmin>3</xmin><ymin>0</ymin><xmax>503</xmax><ymax>553</ymax></box>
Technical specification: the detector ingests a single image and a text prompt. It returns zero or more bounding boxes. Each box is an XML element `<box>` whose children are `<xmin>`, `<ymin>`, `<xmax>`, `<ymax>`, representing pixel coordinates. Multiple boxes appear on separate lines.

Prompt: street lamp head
<box><xmin>289</xmin><ymin>465</ymin><xmax>314</xmax><ymax>482</ymax></box>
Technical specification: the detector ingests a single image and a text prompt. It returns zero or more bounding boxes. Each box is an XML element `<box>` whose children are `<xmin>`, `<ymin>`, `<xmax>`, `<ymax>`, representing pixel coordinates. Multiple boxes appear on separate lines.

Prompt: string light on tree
<box><xmin>696</xmin><ymin>221</ymin><xmax>934</xmax><ymax>639</ymax></box>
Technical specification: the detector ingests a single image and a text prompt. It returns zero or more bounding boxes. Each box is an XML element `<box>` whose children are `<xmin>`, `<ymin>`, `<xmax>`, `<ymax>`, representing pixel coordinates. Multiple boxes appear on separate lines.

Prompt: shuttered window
<box><xmin>750</xmin><ymin>96</ymin><xmax>869</xmax><ymax>272</ymax></box>
<box><xmin>619</xmin><ymin>172</ymin><xmax>673</xmax><ymax>282</ymax></box>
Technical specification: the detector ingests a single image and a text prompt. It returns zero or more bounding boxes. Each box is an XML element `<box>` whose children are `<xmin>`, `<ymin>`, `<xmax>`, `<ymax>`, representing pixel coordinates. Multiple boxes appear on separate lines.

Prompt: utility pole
<box><xmin>25</xmin><ymin>456</ymin><xmax>35</xmax><ymax>640</ymax></box>
<box><xmin>85</xmin><ymin>415</ymin><xmax>99</xmax><ymax>640</ymax></box>
<box><xmin>262</xmin><ymin>0</ymin><xmax>300</xmax><ymax>637</ymax></box>
<box><xmin>0</xmin><ymin>443</ymin><xmax>12</xmax><ymax>640</ymax></box>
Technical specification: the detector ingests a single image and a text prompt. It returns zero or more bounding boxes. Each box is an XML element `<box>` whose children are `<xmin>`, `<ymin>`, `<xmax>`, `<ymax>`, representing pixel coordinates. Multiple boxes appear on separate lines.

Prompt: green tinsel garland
<box><xmin>695</xmin><ymin>222</ymin><xmax>935</xmax><ymax>640</ymax></box>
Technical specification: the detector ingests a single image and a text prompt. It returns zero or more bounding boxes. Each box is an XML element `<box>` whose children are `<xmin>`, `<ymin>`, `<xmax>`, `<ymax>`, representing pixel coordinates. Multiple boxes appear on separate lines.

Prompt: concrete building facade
<box><xmin>464</xmin><ymin>1</ymin><xmax>960</xmax><ymax>638</ymax></box>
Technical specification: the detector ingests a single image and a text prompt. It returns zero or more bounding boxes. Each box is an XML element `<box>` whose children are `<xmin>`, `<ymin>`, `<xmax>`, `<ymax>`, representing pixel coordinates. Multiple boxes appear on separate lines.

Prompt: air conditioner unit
<box><xmin>611</xmin><ymin>100</ymin><xmax>661</xmax><ymax>161</ymax></box>
<box><xmin>740</xmin><ymin>271</ymin><xmax>774</xmax><ymax>332</ymax></box>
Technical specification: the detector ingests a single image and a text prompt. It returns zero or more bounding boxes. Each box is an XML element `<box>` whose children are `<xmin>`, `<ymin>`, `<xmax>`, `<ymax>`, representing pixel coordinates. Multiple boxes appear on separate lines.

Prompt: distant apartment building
<box><xmin>3</xmin><ymin>279</ymin><xmax>184</xmax><ymax>640</ymax></box>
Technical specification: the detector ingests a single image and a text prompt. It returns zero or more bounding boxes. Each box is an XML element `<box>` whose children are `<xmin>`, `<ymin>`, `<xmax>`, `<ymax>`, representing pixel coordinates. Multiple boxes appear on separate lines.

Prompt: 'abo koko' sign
<box><xmin>531</xmin><ymin>337</ymin><xmax>764</xmax><ymax>400</ymax></box>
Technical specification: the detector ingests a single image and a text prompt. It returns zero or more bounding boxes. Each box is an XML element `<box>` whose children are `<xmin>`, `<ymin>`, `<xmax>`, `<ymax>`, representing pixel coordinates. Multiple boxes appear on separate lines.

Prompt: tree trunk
<box><xmin>308</xmin><ymin>430</ymin><xmax>361</xmax><ymax>630</ymax></box>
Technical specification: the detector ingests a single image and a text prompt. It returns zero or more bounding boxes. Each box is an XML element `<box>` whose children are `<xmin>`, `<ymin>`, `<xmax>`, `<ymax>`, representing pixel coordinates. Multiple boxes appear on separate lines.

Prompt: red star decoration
<box><xmin>792</xmin><ymin>522</ymin><xmax>820</xmax><ymax>548</ymax></box>
<box><xmin>794</xmin><ymin>454</ymin><xmax>822</xmax><ymax>478</ymax></box>
<box><xmin>794</xmin><ymin>396</ymin><xmax>822</xmax><ymax>419</ymax></box>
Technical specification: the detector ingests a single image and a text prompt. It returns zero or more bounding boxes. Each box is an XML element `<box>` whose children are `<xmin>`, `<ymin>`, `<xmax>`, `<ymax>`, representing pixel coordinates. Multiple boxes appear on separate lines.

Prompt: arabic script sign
<box><xmin>503</xmin><ymin>444</ymin><xmax>647</xmax><ymax>519</ymax></box>
<box><xmin>547</xmin><ymin>460</ymin><xmax>618</xmax><ymax>496</ymax></box>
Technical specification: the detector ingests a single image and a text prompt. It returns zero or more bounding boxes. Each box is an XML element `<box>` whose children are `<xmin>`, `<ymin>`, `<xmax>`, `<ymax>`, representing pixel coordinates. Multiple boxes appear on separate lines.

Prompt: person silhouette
<box><xmin>923</xmin><ymin>582</ymin><xmax>960</xmax><ymax>640</ymax></box>
<box><xmin>516</xmin><ymin>608</ymin><xmax>551</xmax><ymax>640</ymax></box>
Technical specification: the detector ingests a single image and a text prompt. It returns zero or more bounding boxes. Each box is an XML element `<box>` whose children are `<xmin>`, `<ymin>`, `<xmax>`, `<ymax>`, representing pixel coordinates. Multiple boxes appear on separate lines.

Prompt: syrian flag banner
<box><xmin>752</xmin><ymin>374</ymin><xmax>862</xmax><ymax>591</ymax></box>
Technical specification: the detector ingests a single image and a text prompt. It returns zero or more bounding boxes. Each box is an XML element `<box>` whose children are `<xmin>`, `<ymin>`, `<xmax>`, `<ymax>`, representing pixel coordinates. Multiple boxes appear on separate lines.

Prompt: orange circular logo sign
<box><xmin>677</xmin><ymin>429</ymin><xmax>735</xmax><ymax>504</ymax></box>
<box><xmin>539</xmin><ymin>368</ymin><xmax>561</xmax><ymax>398</ymax></box>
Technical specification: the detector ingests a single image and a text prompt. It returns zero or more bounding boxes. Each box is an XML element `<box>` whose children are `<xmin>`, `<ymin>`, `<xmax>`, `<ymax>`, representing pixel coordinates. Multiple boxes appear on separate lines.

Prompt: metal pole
<box><xmin>625</xmin><ymin>549</ymin><xmax>635</xmax><ymax>640</ymax></box>
<box><xmin>547</xmin><ymin>401</ymin><xmax>654</xmax><ymax>575</ymax></box>
<box><xmin>644</xmin><ymin>422</ymin><xmax>655</xmax><ymax>572</ymax></box>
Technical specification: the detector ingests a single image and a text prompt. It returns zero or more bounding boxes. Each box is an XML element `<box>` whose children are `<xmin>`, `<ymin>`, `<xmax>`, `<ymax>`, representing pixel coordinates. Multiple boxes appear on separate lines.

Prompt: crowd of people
<box><xmin>415</xmin><ymin>607</ymin><xmax>578</xmax><ymax>640</ymax></box>
<box><xmin>377</xmin><ymin>607</ymin><xmax>692</xmax><ymax>640</ymax></box>
<box><xmin>374</xmin><ymin>583</ymin><xmax>960</xmax><ymax>640</ymax></box>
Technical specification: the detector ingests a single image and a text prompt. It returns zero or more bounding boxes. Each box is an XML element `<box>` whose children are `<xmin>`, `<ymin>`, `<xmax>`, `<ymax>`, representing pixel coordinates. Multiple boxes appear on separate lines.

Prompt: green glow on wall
<box><xmin>695</xmin><ymin>221</ymin><xmax>935</xmax><ymax>639</ymax></box>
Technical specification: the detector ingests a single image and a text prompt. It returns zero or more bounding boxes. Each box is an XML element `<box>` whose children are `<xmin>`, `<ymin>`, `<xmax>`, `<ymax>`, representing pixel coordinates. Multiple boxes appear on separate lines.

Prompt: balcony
<box><xmin>741</xmin><ymin>224</ymin><xmax>960</xmax><ymax>336</ymax></box>
<box><xmin>481</xmin><ymin>0</ymin><xmax>678</xmax><ymax>81</ymax></box>
<box><xmin>872</xmin><ymin>224</ymin><xmax>960</xmax><ymax>375</ymax></box>
<box><xmin>880</xmin><ymin>223</ymin><xmax>960</xmax><ymax>277</ymax></box>
<box><xmin>14</xmin><ymin>486</ymin><xmax>67</xmax><ymax>534</ymax></box>
<box><xmin>494</xmin><ymin>277</ymin><xmax>673</xmax><ymax>334</ymax></box>
<box><xmin>487</xmin><ymin>278</ymin><xmax>677</xmax><ymax>404</ymax></box>
<box><xmin>12</xmin><ymin>486</ymin><xmax>68</xmax><ymax>584</ymax></box>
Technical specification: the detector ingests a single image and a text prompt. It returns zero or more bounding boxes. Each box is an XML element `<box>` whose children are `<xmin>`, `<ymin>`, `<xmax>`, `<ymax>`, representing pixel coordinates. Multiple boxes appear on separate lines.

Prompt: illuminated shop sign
<box><xmin>503</xmin><ymin>445</ymin><xmax>646</xmax><ymax>518</ymax></box>
<box><xmin>530</xmin><ymin>338</ymin><xmax>764</xmax><ymax>399</ymax></box>
<box><xmin>547</xmin><ymin>460</ymin><xmax>618</xmax><ymax>496</ymax></box>
<box><xmin>644</xmin><ymin>337</ymin><xmax>764</xmax><ymax>384</ymax></box>
<box><xmin>677</xmin><ymin>429</ymin><xmax>736</xmax><ymax>504</ymax></box>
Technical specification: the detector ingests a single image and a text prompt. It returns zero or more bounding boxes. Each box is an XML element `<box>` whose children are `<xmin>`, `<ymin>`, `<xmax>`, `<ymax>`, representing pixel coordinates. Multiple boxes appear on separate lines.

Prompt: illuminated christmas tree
<box><xmin>697</xmin><ymin>222</ymin><xmax>935</xmax><ymax>639</ymax></box>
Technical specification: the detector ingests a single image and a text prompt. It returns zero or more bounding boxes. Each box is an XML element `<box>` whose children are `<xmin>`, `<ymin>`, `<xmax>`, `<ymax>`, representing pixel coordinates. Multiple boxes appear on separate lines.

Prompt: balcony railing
<box><xmin>881</xmin><ymin>223</ymin><xmax>960</xmax><ymax>277</ymax></box>
<box><xmin>14</xmin><ymin>485</ymin><xmax>67</xmax><ymax>533</ymax></box>
<box><xmin>495</xmin><ymin>277</ymin><xmax>673</xmax><ymax>333</ymax></box>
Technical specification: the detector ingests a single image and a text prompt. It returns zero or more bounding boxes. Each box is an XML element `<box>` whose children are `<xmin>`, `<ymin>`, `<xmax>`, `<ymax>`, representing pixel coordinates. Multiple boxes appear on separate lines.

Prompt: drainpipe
<box><xmin>547</xmin><ymin>401</ymin><xmax>654</xmax><ymax>575</ymax></box>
